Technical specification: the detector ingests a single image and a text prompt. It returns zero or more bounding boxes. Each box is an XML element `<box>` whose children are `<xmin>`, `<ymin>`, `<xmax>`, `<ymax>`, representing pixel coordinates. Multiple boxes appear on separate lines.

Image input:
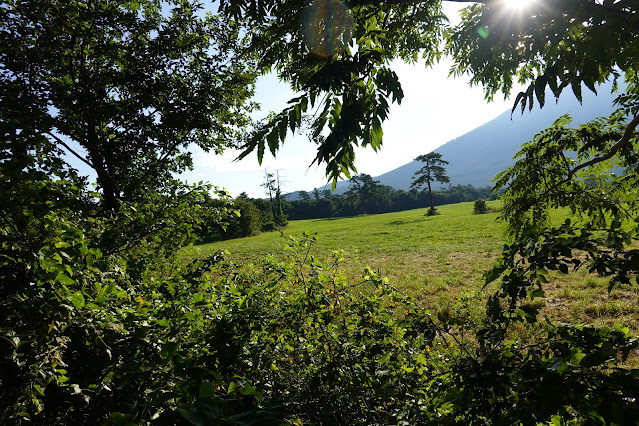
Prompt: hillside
<box><xmin>292</xmin><ymin>81</ymin><xmax>622</xmax><ymax>197</ymax></box>
<box><xmin>376</xmin><ymin>82</ymin><xmax>620</xmax><ymax>190</ymax></box>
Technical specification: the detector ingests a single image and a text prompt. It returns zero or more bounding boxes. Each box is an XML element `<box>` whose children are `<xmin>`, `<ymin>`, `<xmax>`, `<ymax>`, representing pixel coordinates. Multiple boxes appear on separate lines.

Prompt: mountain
<box><xmin>286</xmin><ymin>81</ymin><xmax>622</xmax><ymax>199</ymax></box>
<box><xmin>376</xmin><ymin>83</ymin><xmax>620</xmax><ymax>191</ymax></box>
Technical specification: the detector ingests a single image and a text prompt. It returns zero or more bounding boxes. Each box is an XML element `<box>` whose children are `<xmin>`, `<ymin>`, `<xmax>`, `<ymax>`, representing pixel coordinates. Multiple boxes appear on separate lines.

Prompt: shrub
<box><xmin>473</xmin><ymin>198</ymin><xmax>488</xmax><ymax>214</ymax></box>
<box><xmin>2</xmin><ymin>211</ymin><xmax>638</xmax><ymax>424</ymax></box>
<box><xmin>225</xmin><ymin>199</ymin><xmax>263</xmax><ymax>239</ymax></box>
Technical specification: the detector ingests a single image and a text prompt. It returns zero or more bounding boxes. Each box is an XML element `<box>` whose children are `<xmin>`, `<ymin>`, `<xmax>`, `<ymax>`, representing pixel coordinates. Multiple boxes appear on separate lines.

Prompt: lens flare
<box><xmin>477</xmin><ymin>26</ymin><xmax>490</xmax><ymax>39</ymax></box>
<box><xmin>300</xmin><ymin>0</ymin><xmax>353</xmax><ymax>58</ymax></box>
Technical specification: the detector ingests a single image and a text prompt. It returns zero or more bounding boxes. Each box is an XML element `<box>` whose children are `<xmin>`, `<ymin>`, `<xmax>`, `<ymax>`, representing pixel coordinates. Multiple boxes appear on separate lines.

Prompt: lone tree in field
<box><xmin>410</xmin><ymin>152</ymin><xmax>449</xmax><ymax>216</ymax></box>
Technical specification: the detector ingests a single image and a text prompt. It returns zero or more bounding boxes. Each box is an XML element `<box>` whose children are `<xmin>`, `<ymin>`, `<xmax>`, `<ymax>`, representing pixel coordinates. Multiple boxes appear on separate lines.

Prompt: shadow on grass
<box><xmin>309</xmin><ymin>216</ymin><xmax>357</xmax><ymax>222</ymax></box>
<box><xmin>387</xmin><ymin>218</ymin><xmax>425</xmax><ymax>226</ymax></box>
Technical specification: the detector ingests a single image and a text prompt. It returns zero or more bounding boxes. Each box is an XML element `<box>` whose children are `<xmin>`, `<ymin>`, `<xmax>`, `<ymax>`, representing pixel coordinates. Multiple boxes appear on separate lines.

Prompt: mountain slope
<box><xmin>286</xmin><ymin>81</ymin><xmax>622</xmax><ymax>198</ymax></box>
<box><xmin>376</xmin><ymin>82</ymin><xmax>620</xmax><ymax>191</ymax></box>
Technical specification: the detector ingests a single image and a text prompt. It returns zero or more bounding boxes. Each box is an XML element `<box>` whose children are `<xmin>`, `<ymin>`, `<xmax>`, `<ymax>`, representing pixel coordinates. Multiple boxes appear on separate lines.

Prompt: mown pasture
<box><xmin>183</xmin><ymin>200</ymin><xmax>639</xmax><ymax>342</ymax></box>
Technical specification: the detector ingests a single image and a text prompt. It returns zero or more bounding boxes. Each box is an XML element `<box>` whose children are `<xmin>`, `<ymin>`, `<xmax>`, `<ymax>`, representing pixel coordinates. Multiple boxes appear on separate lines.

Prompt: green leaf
<box><xmin>79</xmin><ymin>243</ymin><xmax>89</xmax><ymax>255</ymax></box>
<box><xmin>70</xmin><ymin>291</ymin><xmax>85</xmax><ymax>309</ymax></box>
<box><xmin>55</xmin><ymin>272</ymin><xmax>76</xmax><ymax>285</ymax></box>
<box><xmin>288</xmin><ymin>109</ymin><xmax>297</xmax><ymax>132</ymax></box>
<box><xmin>571</xmin><ymin>80</ymin><xmax>582</xmax><ymax>103</ymax></box>
<box><xmin>161</xmin><ymin>342</ymin><xmax>178</xmax><ymax>361</ymax></box>
<box><xmin>240</xmin><ymin>383</ymin><xmax>262</xmax><ymax>397</ymax></box>
<box><xmin>534</xmin><ymin>76</ymin><xmax>546</xmax><ymax>108</ymax></box>
<box><xmin>34</xmin><ymin>384</ymin><xmax>45</xmax><ymax>396</ymax></box>
<box><xmin>256</xmin><ymin>140</ymin><xmax>265</xmax><ymax>164</ymax></box>
<box><xmin>545</xmin><ymin>63</ymin><xmax>559</xmax><ymax>94</ymax></box>
<box><xmin>511</xmin><ymin>91</ymin><xmax>525</xmax><ymax>116</ymax></box>
<box><xmin>266</xmin><ymin>129</ymin><xmax>279</xmax><ymax>156</ymax></box>
<box><xmin>583</xmin><ymin>77</ymin><xmax>597</xmax><ymax>95</ymax></box>
<box><xmin>278</xmin><ymin>115</ymin><xmax>287</xmax><ymax>140</ymax></box>
<box><xmin>199</xmin><ymin>382</ymin><xmax>216</xmax><ymax>399</ymax></box>
<box><xmin>526</xmin><ymin>83</ymin><xmax>535</xmax><ymax>112</ymax></box>
<box><xmin>548</xmin><ymin>357</ymin><xmax>568</xmax><ymax>373</ymax></box>
<box><xmin>369</xmin><ymin>123</ymin><xmax>383</xmax><ymax>150</ymax></box>
<box><xmin>530</xmin><ymin>288</ymin><xmax>545</xmax><ymax>298</ymax></box>
<box><xmin>178</xmin><ymin>400</ymin><xmax>220</xmax><ymax>426</ymax></box>
<box><xmin>416</xmin><ymin>353</ymin><xmax>427</xmax><ymax>365</ymax></box>
<box><xmin>579</xmin><ymin>351</ymin><xmax>610</xmax><ymax>368</ymax></box>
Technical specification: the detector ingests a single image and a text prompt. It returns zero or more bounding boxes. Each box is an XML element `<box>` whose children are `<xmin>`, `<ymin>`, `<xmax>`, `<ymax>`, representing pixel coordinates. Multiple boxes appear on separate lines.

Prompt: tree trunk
<box><xmin>427</xmin><ymin>180</ymin><xmax>435</xmax><ymax>215</ymax></box>
<box><xmin>86</xmin><ymin>114</ymin><xmax>120</xmax><ymax>212</ymax></box>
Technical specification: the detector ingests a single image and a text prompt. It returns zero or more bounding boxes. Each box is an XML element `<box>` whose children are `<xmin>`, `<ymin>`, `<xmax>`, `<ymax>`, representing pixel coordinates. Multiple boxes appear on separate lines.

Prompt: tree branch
<box><xmin>566</xmin><ymin>113</ymin><xmax>639</xmax><ymax>182</ymax></box>
<box><xmin>46</xmin><ymin>132</ymin><xmax>94</xmax><ymax>169</ymax></box>
<box><xmin>382</xmin><ymin>0</ymin><xmax>639</xmax><ymax>33</ymax></box>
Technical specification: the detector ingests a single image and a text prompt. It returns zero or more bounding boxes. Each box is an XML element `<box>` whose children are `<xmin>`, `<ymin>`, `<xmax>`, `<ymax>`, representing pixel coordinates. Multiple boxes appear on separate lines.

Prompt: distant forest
<box><xmin>286</xmin><ymin>183</ymin><xmax>494</xmax><ymax>220</ymax></box>
<box><xmin>199</xmin><ymin>176</ymin><xmax>495</xmax><ymax>242</ymax></box>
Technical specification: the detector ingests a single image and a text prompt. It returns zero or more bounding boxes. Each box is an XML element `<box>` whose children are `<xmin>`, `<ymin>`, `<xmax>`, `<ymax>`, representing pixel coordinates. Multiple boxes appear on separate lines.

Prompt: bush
<box><xmin>3</xmin><ymin>208</ymin><xmax>638</xmax><ymax>424</ymax></box>
<box><xmin>473</xmin><ymin>198</ymin><xmax>488</xmax><ymax>214</ymax></box>
<box><xmin>196</xmin><ymin>198</ymin><xmax>263</xmax><ymax>242</ymax></box>
<box><xmin>225</xmin><ymin>199</ymin><xmax>263</xmax><ymax>239</ymax></box>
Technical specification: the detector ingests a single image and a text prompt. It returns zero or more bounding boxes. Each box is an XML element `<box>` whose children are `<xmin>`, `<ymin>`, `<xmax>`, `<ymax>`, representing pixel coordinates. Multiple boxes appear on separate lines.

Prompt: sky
<box><xmin>181</xmin><ymin>2</ymin><xmax>525</xmax><ymax>198</ymax></box>
<box><xmin>57</xmin><ymin>2</ymin><xmax>526</xmax><ymax>199</ymax></box>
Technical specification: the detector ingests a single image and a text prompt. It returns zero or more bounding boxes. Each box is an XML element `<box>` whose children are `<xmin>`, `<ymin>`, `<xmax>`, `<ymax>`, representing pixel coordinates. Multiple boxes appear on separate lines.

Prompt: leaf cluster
<box><xmin>227</xmin><ymin>0</ymin><xmax>447</xmax><ymax>186</ymax></box>
<box><xmin>0</xmin><ymin>0</ymin><xmax>257</xmax><ymax>210</ymax></box>
<box><xmin>446</xmin><ymin>0</ymin><xmax>638</xmax><ymax>111</ymax></box>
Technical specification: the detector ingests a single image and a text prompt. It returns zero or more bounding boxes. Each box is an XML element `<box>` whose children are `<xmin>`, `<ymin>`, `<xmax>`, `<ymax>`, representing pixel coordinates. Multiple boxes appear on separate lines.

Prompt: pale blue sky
<box><xmin>181</xmin><ymin>2</ymin><xmax>526</xmax><ymax>197</ymax></box>
<box><xmin>60</xmin><ymin>2</ymin><xmax>527</xmax><ymax>198</ymax></box>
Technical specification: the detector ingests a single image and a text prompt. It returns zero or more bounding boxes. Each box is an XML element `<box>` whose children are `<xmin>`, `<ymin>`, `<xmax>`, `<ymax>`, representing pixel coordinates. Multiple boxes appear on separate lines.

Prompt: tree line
<box><xmin>199</xmin><ymin>177</ymin><xmax>494</xmax><ymax>241</ymax></box>
<box><xmin>288</xmin><ymin>180</ymin><xmax>494</xmax><ymax>220</ymax></box>
<box><xmin>201</xmin><ymin>151</ymin><xmax>481</xmax><ymax>241</ymax></box>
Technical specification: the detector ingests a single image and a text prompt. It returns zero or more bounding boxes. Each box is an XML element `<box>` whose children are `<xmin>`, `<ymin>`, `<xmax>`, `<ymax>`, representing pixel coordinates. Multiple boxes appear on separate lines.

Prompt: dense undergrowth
<box><xmin>3</xmin><ymin>210</ymin><xmax>638</xmax><ymax>424</ymax></box>
<box><xmin>2</xmin><ymin>125</ymin><xmax>639</xmax><ymax>425</ymax></box>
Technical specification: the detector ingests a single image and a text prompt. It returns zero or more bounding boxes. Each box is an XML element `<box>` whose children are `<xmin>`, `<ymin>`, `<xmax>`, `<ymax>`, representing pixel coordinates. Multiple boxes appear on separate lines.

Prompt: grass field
<box><xmin>183</xmin><ymin>200</ymin><xmax>639</xmax><ymax>338</ymax></box>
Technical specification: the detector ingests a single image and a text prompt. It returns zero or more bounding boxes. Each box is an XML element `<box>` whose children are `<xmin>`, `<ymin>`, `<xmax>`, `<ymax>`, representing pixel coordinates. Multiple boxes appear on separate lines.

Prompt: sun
<box><xmin>504</xmin><ymin>0</ymin><xmax>536</xmax><ymax>11</ymax></box>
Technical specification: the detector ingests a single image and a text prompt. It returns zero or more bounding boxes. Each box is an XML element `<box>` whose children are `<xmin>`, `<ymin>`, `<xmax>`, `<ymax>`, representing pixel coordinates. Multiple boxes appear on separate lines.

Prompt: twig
<box><xmin>46</xmin><ymin>132</ymin><xmax>94</xmax><ymax>169</ymax></box>
<box><xmin>565</xmin><ymin>113</ymin><xmax>639</xmax><ymax>182</ymax></box>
